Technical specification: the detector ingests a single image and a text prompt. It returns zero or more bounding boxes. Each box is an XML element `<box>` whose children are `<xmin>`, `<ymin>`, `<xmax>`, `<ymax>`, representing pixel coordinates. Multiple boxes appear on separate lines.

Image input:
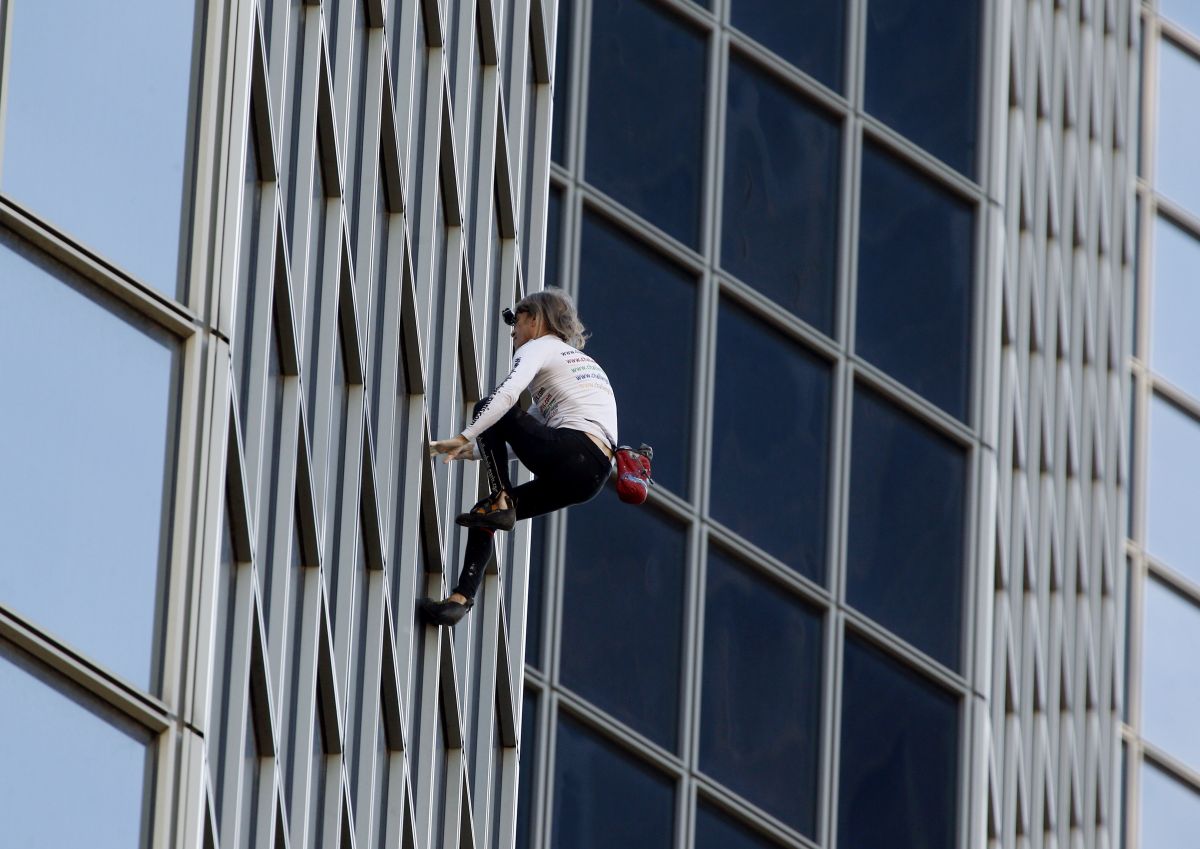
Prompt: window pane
<box><xmin>847</xmin><ymin>386</ymin><xmax>967</xmax><ymax>669</ymax></box>
<box><xmin>1147</xmin><ymin>395</ymin><xmax>1200</xmax><ymax>585</ymax></box>
<box><xmin>561</xmin><ymin>498</ymin><xmax>687</xmax><ymax>750</ymax></box>
<box><xmin>730</xmin><ymin>0</ymin><xmax>844</xmax><ymax>91</ymax></box>
<box><xmin>1143</xmin><ymin>578</ymin><xmax>1200</xmax><ymax>771</ymax></box>
<box><xmin>551</xmin><ymin>715</ymin><xmax>675</xmax><ymax>849</ymax></box>
<box><xmin>544</xmin><ymin>185</ymin><xmax>563</xmax><ymax>291</ymax></box>
<box><xmin>1162</xmin><ymin>0</ymin><xmax>1200</xmax><ymax>39</ymax></box>
<box><xmin>586</xmin><ymin>0</ymin><xmax>706</xmax><ymax>246</ymax></box>
<box><xmin>1156</xmin><ymin>41</ymin><xmax>1200</xmax><ymax>216</ymax></box>
<box><xmin>525</xmin><ymin>516</ymin><xmax>548</xmax><ymax>668</ymax></box>
<box><xmin>578</xmin><ymin>212</ymin><xmax>696</xmax><ymax>496</ymax></box>
<box><xmin>0</xmin><ymin>640</ymin><xmax>154</xmax><ymax>849</ymax></box>
<box><xmin>1151</xmin><ymin>216</ymin><xmax>1200</xmax><ymax>400</ymax></box>
<box><xmin>865</xmin><ymin>0</ymin><xmax>980</xmax><ymax>176</ymax></box>
<box><xmin>1141</xmin><ymin>761</ymin><xmax>1200</xmax><ymax>849</ymax></box>
<box><xmin>856</xmin><ymin>144</ymin><xmax>974</xmax><ymax>420</ymax></box>
<box><xmin>700</xmin><ymin>548</ymin><xmax>823</xmax><ymax>835</ymax></box>
<box><xmin>838</xmin><ymin>635</ymin><xmax>959</xmax><ymax>849</ymax></box>
<box><xmin>711</xmin><ymin>299</ymin><xmax>832</xmax><ymax>580</ymax></box>
<box><xmin>515</xmin><ymin>692</ymin><xmax>538</xmax><ymax>849</ymax></box>
<box><xmin>551</xmin><ymin>0</ymin><xmax>574</xmax><ymax>165</ymax></box>
<box><xmin>695</xmin><ymin>802</ymin><xmax>782</xmax><ymax>849</ymax></box>
<box><xmin>0</xmin><ymin>232</ymin><xmax>178</xmax><ymax>690</ymax></box>
<box><xmin>722</xmin><ymin>55</ymin><xmax>841</xmax><ymax>334</ymax></box>
<box><xmin>0</xmin><ymin>0</ymin><xmax>197</xmax><ymax>298</ymax></box>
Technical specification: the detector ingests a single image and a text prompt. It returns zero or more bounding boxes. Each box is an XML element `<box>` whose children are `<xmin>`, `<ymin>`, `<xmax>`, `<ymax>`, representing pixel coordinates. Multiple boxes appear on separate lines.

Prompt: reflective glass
<box><xmin>515</xmin><ymin>692</ymin><xmax>538</xmax><ymax>849</ymax></box>
<box><xmin>838</xmin><ymin>635</ymin><xmax>959</xmax><ymax>849</ymax></box>
<box><xmin>1162</xmin><ymin>0</ymin><xmax>1200</xmax><ymax>39</ymax></box>
<box><xmin>562</xmin><ymin>498</ymin><xmax>687</xmax><ymax>749</ymax></box>
<box><xmin>1147</xmin><ymin>395</ymin><xmax>1200</xmax><ymax>585</ymax></box>
<box><xmin>0</xmin><ymin>640</ymin><xmax>155</xmax><ymax>849</ymax></box>
<box><xmin>856</xmin><ymin>143</ymin><xmax>974</xmax><ymax>420</ymax></box>
<box><xmin>551</xmin><ymin>715</ymin><xmax>675</xmax><ymax>849</ymax></box>
<box><xmin>731</xmin><ymin>0</ymin><xmax>844</xmax><ymax>90</ymax></box>
<box><xmin>551</xmin><ymin>0</ymin><xmax>574</xmax><ymax>165</ymax></box>
<box><xmin>700</xmin><ymin>548</ymin><xmax>823</xmax><ymax>835</ymax></box>
<box><xmin>586</xmin><ymin>0</ymin><xmax>706</xmax><ymax>246</ymax></box>
<box><xmin>545</xmin><ymin>185</ymin><xmax>563</xmax><ymax>291</ymax></box>
<box><xmin>847</xmin><ymin>386</ymin><xmax>967</xmax><ymax>669</ymax></box>
<box><xmin>722</xmin><ymin>54</ymin><xmax>841</xmax><ymax>334</ymax></box>
<box><xmin>578</xmin><ymin>212</ymin><xmax>697</xmax><ymax>496</ymax></box>
<box><xmin>1142</xmin><ymin>578</ymin><xmax>1200</xmax><ymax>771</ymax></box>
<box><xmin>711</xmin><ymin>299</ymin><xmax>831</xmax><ymax>579</ymax></box>
<box><xmin>1151</xmin><ymin>216</ymin><xmax>1200</xmax><ymax>400</ymax></box>
<box><xmin>1157</xmin><ymin>41</ymin><xmax>1200</xmax><ymax>216</ymax></box>
<box><xmin>525</xmin><ymin>516</ymin><xmax>548</xmax><ymax>668</ymax></box>
<box><xmin>695</xmin><ymin>802</ymin><xmax>782</xmax><ymax>849</ymax></box>
<box><xmin>864</xmin><ymin>0</ymin><xmax>980</xmax><ymax>176</ymax></box>
<box><xmin>522</xmin><ymin>48</ymin><xmax>539</xmax><ymax>286</ymax></box>
<box><xmin>1141</xmin><ymin>761</ymin><xmax>1200</xmax><ymax>849</ymax></box>
<box><xmin>0</xmin><ymin>232</ymin><xmax>178</xmax><ymax>690</ymax></box>
<box><xmin>0</xmin><ymin>0</ymin><xmax>197</xmax><ymax>298</ymax></box>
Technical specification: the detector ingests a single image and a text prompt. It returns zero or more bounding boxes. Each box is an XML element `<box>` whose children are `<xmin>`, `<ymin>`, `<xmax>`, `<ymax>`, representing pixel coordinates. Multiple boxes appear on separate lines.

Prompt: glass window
<box><xmin>522</xmin><ymin>50</ymin><xmax>540</xmax><ymax>286</ymax></box>
<box><xmin>561</xmin><ymin>498</ymin><xmax>687</xmax><ymax>750</ymax></box>
<box><xmin>1141</xmin><ymin>761</ymin><xmax>1200</xmax><ymax>849</ymax></box>
<box><xmin>856</xmin><ymin>143</ymin><xmax>975</xmax><ymax>420</ymax></box>
<box><xmin>838</xmin><ymin>635</ymin><xmax>959</xmax><ymax>849</ymax></box>
<box><xmin>0</xmin><ymin>0</ymin><xmax>198</xmax><ymax>298</ymax></box>
<box><xmin>586</xmin><ymin>0</ymin><xmax>707</xmax><ymax>246</ymax></box>
<box><xmin>1142</xmin><ymin>577</ymin><xmax>1200</xmax><ymax>771</ymax></box>
<box><xmin>700</xmin><ymin>548</ymin><xmax>823</xmax><ymax>835</ymax></box>
<box><xmin>1156</xmin><ymin>40</ymin><xmax>1200</xmax><ymax>216</ymax></box>
<box><xmin>0</xmin><ymin>639</ymin><xmax>155</xmax><ymax>848</ymax></box>
<box><xmin>864</xmin><ymin>0</ymin><xmax>981</xmax><ymax>176</ymax></box>
<box><xmin>525</xmin><ymin>516</ymin><xmax>548</xmax><ymax>668</ymax></box>
<box><xmin>551</xmin><ymin>0</ymin><xmax>574</xmax><ymax>165</ymax></box>
<box><xmin>847</xmin><ymin>386</ymin><xmax>968</xmax><ymax>669</ymax></box>
<box><xmin>722</xmin><ymin>54</ymin><xmax>841</xmax><ymax>334</ymax></box>
<box><xmin>1147</xmin><ymin>395</ymin><xmax>1200</xmax><ymax>585</ymax></box>
<box><xmin>1151</xmin><ymin>216</ymin><xmax>1200</xmax><ymax>400</ymax></box>
<box><xmin>515</xmin><ymin>692</ymin><xmax>538</xmax><ymax>849</ymax></box>
<box><xmin>711</xmin><ymin>299</ymin><xmax>832</xmax><ymax>580</ymax></box>
<box><xmin>551</xmin><ymin>715</ymin><xmax>675</xmax><ymax>849</ymax></box>
<box><xmin>578</xmin><ymin>212</ymin><xmax>697</xmax><ymax>497</ymax></box>
<box><xmin>730</xmin><ymin>0</ymin><xmax>844</xmax><ymax>91</ymax></box>
<box><xmin>544</xmin><ymin>185</ymin><xmax>563</xmax><ymax>291</ymax></box>
<box><xmin>0</xmin><ymin>231</ymin><xmax>179</xmax><ymax>691</ymax></box>
<box><xmin>1162</xmin><ymin>0</ymin><xmax>1200</xmax><ymax>39</ymax></box>
<box><xmin>695</xmin><ymin>802</ymin><xmax>782</xmax><ymax>849</ymax></box>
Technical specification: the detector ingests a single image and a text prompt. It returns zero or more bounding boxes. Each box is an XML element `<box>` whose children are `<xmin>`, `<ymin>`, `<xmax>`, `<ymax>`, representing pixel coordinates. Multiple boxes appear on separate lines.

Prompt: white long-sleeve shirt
<box><xmin>461</xmin><ymin>335</ymin><xmax>619</xmax><ymax>449</ymax></box>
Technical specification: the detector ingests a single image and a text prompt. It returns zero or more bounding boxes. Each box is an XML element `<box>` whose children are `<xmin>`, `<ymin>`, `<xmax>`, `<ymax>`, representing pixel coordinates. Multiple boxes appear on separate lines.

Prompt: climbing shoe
<box><xmin>417</xmin><ymin>596</ymin><xmax>475</xmax><ymax>626</ymax></box>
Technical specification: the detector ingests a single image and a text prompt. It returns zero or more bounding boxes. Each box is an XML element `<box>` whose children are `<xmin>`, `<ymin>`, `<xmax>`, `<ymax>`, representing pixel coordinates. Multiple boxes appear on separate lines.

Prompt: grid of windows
<box><xmin>0</xmin><ymin>0</ymin><xmax>552</xmax><ymax>846</ymax></box>
<box><xmin>519</xmin><ymin>1</ymin><xmax>987</xmax><ymax>847</ymax></box>
<box><xmin>1126</xmin><ymin>3</ymin><xmax>1200</xmax><ymax>845</ymax></box>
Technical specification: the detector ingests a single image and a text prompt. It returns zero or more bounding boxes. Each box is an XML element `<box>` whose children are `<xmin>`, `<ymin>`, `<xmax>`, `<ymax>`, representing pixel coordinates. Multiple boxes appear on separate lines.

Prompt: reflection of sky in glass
<box><xmin>1151</xmin><ymin>216</ymin><xmax>1200</xmax><ymax>400</ymax></box>
<box><xmin>1142</xmin><ymin>762</ymin><xmax>1200</xmax><ymax>849</ymax></box>
<box><xmin>0</xmin><ymin>643</ymin><xmax>153</xmax><ymax>848</ymax></box>
<box><xmin>1156</xmin><ymin>41</ymin><xmax>1200</xmax><ymax>217</ymax></box>
<box><xmin>0</xmin><ymin>234</ymin><xmax>177</xmax><ymax>690</ymax></box>
<box><xmin>1143</xmin><ymin>578</ymin><xmax>1200</xmax><ymax>772</ymax></box>
<box><xmin>1162</xmin><ymin>0</ymin><xmax>1200</xmax><ymax>42</ymax></box>
<box><xmin>1147</xmin><ymin>395</ymin><xmax>1200</xmax><ymax>585</ymax></box>
<box><xmin>0</xmin><ymin>0</ymin><xmax>197</xmax><ymax>299</ymax></box>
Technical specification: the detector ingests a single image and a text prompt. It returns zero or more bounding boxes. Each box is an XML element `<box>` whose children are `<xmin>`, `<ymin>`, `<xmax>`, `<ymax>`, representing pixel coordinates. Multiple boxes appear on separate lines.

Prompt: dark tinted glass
<box><xmin>864</xmin><ymin>0</ymin><xmax>981</xmax><ymax>175</ymax></box>
<box><xmin>722</xmin><ymin>55</ymin><xmax>840</xmax><ymax>334</ymax></box>
<box><xmin>551</xmin><ymin>0</ymin><xmax>573</xmax><ymax>165</ymax></box>
<box><xmin>551</xmin><ymin>715</ymin><xmax>675</xmax><ymax>849</ymax></box>
<box><xmin>838</xmin><ymin>635</ymin><xmax>959</xmax><ymax>849</ymax></box>
<box><xmin>587</xmin><ymin>0</ymin><xmax>706</xmax><ymax>246</ymax></box>
<box><xmin>856</xmin><ymin>144</ymin><xmax>974</xmax><ymax>420</ymax></box>
<box><xmin>545</xmin><ymin>185</ymin><xmax>563</xmax><ymax>291</ymax></box>
<box><xmin>695</xmin><ymin>802</ymin><xmax>782</xmax><ymax>849</ymax></box>
<box><xmin>711</xmin><ymin>299</ymin><xmax>831</xmax><ymax>579</ymax></box>
<box><xmin>525</xmin><ymin>516</ymin><xmax>548</xmax><ymax>668</ymax></box>
<box><xmin>700</xmin><ymin>548</ymin><xmax>823</xmax><ymax>835</ymax></box>
<box><xmin>561</xmin><ymin>497</ymin><xmax>687</xmax><ymax>750</ymax></box>
<box><xmin>515</xmin><ymin>692</ymin><xmax>538</xmax><ymax>849</ymax></box>
<box><xmin>578</xmin><ymin>212</ymin><xmax>697</xmax><ymax>497</ymax></box>
<box><xmin>730</xmin><ymin>0</ymin><xmax>844</xmax><ymax>90</ymax></box>
<box><xmin>847</xmin><ymin>387</ymin><xmax>967</xmax><ymax>668</ymax></box>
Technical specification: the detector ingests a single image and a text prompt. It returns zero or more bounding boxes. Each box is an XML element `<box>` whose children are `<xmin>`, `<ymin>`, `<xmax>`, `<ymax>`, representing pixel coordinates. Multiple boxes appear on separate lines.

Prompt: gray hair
<box><xmin>516</xmin><ymin>288</ymin><xmax>590</xmax><ymax>349</ymax></box>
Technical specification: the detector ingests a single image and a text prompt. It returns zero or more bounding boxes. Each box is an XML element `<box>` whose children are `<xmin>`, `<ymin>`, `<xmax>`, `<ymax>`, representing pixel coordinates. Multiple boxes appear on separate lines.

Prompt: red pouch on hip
<box><xmin>614</xmin><ymin>444</ymin><xmax>655</xmax><ymax>505</ymax></box>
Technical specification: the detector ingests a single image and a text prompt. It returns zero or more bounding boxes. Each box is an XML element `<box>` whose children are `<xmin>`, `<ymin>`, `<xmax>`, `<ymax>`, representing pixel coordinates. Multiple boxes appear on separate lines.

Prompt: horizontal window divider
<box><xmin>692</xmin><ymin>775</ymin><xmax>821</xmax><ymax>849</ymax></box>
<box><xmin>1147</xmin><ymin>373</ymin><xmax>1200</xmax><ymax>421</ymax></box>
<box><xmin>554</xmin><ymin>687</ymin><xmax>686</xmax><ymax>778</ymax></box>
<box><xmin>703</xmin><ymin>520</ymin><xmax>834</xmax><ymax>609</ymax></box>
<box><xmin>577</xmin><ymin>185</ymin><xmax>707</xmax><ymax>273</ymax></box>
<box><xmin>840</xmin><ymin>608</ymin><xmax>974</xmax><ymax>697</ymax></box>
<box><xmin>726</xmin><ymin>28</ymin><xmax>849</xmax><ymax>119</ymax></box>
<box><xmin>0</xmin><ymin>606</ymin><xmax>172</xmax><ymax>733</ymax></box>
<box><xmin>859</xmin><ymin>117</ymin><xmax>990</xmax><ymax>205</ymax></box>
<box><xmin>1143</xmin><ymin>557</ymin><xmax>1200</xmax><ymax>609</ymax></box>
<box><xmin>848</xmin><ymin>359</ymin><xmax>979</xmax><ymax>447</ymax></box>
<box><xmin>1141</xmin><ymin>740</ymin><xmax>1200</xmax><ymax>796</ymax></box>
<box><xmin>714</xmin><ymin>275</ymin><xmax>842</xmax><ymax>361</ymax></box>
<box><xmin>0</xmin><ymin>198</ymin><xmax>198</xmax><ymax>338</ymax></box>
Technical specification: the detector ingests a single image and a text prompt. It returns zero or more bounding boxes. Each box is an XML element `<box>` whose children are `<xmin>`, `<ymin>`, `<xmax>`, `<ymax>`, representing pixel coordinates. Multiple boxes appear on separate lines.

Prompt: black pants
<box><xmin>453</xmin><ymin>400</ymin><xmax>611</xmax><ymax>599</ymax></box>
